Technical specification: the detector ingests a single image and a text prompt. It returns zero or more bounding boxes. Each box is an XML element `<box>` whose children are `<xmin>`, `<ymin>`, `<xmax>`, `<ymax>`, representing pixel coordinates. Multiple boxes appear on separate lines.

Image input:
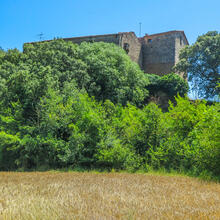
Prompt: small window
<box><xmin>148</xmin><ymin>39</ymin><xmax>152</xmax><ymax>43</ymax></box>
<box><xmin>123</xmin><ymin>43</ymin><xmax>130</xmax><ymax>53</ymax></box>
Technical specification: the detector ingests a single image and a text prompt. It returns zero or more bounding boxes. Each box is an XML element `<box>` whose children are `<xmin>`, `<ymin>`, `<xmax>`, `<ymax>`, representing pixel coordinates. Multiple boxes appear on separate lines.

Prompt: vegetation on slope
<box><xmin>0</xmin><ymin>39</ymin><xmax>219</xmax><ymax>180</ymax></box>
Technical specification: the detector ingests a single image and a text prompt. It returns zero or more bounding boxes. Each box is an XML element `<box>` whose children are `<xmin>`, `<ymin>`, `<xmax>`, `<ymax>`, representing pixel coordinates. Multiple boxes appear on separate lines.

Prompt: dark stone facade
<box><xmin>141</xmin><ymin>31</ymin><xmax>188</xmax><ymax>77</ymax></box>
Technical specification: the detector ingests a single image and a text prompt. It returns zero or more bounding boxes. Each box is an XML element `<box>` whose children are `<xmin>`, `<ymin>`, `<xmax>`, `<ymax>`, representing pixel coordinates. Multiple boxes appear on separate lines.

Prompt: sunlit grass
<box><xmin>0</xmin><ymin>172</ymin><xmax>219</xmax><ymax>219</ymax></box>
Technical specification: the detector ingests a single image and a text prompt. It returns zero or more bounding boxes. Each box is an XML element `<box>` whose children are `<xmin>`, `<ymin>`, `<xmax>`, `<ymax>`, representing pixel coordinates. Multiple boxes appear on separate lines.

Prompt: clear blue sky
<box><xmin>1</xmin><ymin>0</ymin><xmax>220</xmax><ymax>50</ymax></box>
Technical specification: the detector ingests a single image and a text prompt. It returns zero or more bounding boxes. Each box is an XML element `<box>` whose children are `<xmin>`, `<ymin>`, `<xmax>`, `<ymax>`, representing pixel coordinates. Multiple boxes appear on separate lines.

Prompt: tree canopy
<box><xmin>22</xmin><ymin>40</ymin><xmax>149</xmax><ymax>106</ymax></box>
<box><xmin>174</xmin><ymin>31</ymin><xmax>220</xmax><ymax>98</ymax></box>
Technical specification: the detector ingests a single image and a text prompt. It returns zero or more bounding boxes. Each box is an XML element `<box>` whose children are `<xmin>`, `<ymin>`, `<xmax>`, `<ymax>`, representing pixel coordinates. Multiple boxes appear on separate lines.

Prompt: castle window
<box><xmin>148</xmin><ymin>39</ymin><xmax>152</xmax><ymax>43</ymax></box>
<box><xmin>123</xmin><ymin>43</ymin><xmax>130</xmax><ymax>54</ymax></box>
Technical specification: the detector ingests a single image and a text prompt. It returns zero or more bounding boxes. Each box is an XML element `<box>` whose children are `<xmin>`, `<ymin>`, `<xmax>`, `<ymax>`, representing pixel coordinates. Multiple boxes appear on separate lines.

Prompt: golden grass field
<box><xmin>0</xmin><ymin>172</ymin><xmax>219</xmax><ymax>220</ymax></box>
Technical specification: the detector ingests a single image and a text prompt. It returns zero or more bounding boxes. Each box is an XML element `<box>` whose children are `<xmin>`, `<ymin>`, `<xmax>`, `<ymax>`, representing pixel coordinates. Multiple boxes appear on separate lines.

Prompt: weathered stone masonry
<box><xmin>141</xmin><ymin>31</ymin><xmax>188</xmax><ymax>77</ymax></box>
<box><xmin>26</xmin><ymin>30</ymin><xmax>188</xmax><ymax>78</ymax></box>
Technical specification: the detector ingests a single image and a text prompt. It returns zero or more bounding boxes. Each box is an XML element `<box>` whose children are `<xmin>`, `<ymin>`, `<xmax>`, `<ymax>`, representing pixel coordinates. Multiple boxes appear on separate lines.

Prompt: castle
<box><xmin>27</xmin><ymin>30</ymin><xmax>189</xmax><ymax>77</ymax></box>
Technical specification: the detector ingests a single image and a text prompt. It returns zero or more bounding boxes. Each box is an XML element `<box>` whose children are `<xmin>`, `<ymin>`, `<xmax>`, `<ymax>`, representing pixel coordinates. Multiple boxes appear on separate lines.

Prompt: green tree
<box><xmin>23</xmin><ymin>40</ymin><xmax>149</xmax><ymax>106</ymax></box>
<box><xmin>174</xmin><ymin>31</ymin><xmax>220</xmax><ymax>98</ymax></box>
<box><xmin>148</xmin><ymin>96</ymin><xmax>220</xmax><ymax>178</ymax></box>
<box><xmin>77</xmin><ymin>42</ymin><xmax>149</xmax><ymax>106</ymax></box>
<box><xmin>147</xmin><ymin>73</ymin><xmax>188</xmax><ymax>98</ymax></box>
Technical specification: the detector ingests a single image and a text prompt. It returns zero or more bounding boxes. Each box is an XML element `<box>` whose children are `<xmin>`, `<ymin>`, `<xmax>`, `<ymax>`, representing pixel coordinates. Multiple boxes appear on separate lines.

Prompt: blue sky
<box><xmin>1</xmin><ymin>0</ymin><xmax>220</xmax><ymax>50</ymax></box>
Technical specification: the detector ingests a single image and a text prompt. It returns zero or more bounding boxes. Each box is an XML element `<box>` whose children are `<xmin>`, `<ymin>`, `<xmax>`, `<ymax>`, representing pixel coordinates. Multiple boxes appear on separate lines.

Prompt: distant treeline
<box><xmin>0</xmin><ymin>40</ymin><xmax>219</xmax><ymax>180</ymax></box>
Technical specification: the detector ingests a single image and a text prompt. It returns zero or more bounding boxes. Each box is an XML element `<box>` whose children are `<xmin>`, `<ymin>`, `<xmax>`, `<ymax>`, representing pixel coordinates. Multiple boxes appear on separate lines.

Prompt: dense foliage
<box><xmin>147</xmin><ymin>73</ymin><xmax>189</xmax><ymax>98</ymax></box>
<box><xmin>0</xmin><ymin>40</ymin><xmax>219</xmax><ymax>180</ymax></box>
<box><xmin>174</xmin><ymin>31</ymin><xmax>220</xmax><ymax>98</ymax></box>
<box><xmin>22</xmin><ymin>40</ymin><xmax>149</xmax><ymax>106</ymax></box>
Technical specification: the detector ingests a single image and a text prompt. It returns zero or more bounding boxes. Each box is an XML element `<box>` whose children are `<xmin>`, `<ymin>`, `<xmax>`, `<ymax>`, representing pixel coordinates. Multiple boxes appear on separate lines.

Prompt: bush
<box><xmin>147</xmin><ymin>73</ymin><xmax>188</xmax><ymax>98</ymax></box>
<box><xmin>148</xmin><ymin>96</ymin><xmax>220</xmax><ymax>178</ymax></box>
<box><xmin>96</xmin><ymin>134</ymin><xmax>141</xmax><ymax>171</ymax></box>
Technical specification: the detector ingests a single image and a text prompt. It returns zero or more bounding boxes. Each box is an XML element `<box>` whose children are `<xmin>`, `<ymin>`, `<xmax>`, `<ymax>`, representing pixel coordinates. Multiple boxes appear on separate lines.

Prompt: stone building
<box><xmin>141</xmin><ymin>31</ymin><xmax>188</xmax><ymax>76</ymax></box>
<box><xmin>26</xmin><ymin>30</ymin><xmax>188</xmax><ymax>77</ymax></box>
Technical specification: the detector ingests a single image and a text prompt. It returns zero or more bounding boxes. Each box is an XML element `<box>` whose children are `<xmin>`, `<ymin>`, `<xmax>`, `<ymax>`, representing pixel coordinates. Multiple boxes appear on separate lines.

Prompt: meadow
<box><xmin>0</xmin><ymin>172</ymin><xmax>219</xmax><ymax>219</ymax></box>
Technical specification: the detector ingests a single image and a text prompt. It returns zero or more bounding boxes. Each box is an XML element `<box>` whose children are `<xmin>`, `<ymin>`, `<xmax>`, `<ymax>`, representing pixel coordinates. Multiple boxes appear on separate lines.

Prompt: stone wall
<box><xmin>174</xmin><ymin>32</ymin><xmax>188</xmax><ymax>65</ymax></box>
<box><xmin>142</xmin><ymin>33</ymin><xmax>176</xmax><ymax>75</ymax></box>
<box><xmin>120</xmin><ymin>32</ymin><xmax>143</xmax><ymax>68</ymax></box>
<box><xmin>64</xmin><ymin>33</ymin><xmax>120</xmax><ymax>45</ymax></box>
<box><xmin>174</xmin><ymin>32</ymin><xmax>188</xmax><ymax>79</ymax></box>
<box><xmin>141</xmin><ymin>31</ymin><xmax>188</xmax><ymax>76</ymax></box>
<box><xmin>143</xmin><ymin>63</ymin><xmax>175</xmax><ymax>76</ymax></box>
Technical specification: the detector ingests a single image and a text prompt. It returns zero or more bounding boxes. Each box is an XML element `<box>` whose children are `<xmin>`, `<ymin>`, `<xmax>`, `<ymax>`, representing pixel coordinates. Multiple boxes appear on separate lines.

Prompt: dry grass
<box><xmin>0</xmin><ymin>172</ymin><xmax>219</xmax><ymax>220</ymax></box>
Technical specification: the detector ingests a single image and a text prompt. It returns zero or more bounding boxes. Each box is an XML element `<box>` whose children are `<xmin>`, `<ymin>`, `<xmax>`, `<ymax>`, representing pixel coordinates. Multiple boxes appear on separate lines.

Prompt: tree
<box><xmin>0</xmin><ymin>40</ymin><xmax>149</xmax><ymax>169</ymax></box>
<box><xmin>147</xmin><ymin>73</ymin><xmax>189</xmax><ymax>98</ymax></box>
<box><xmin>174</xmin><ymin>31</ymin><xmax>220</xmax><ymax>98</ymax></box>
<box><xmin>23</xmin><ymin>40</ymin><xmax>149</xmax><ymax>106</ymax></box>
<box><xmin>77</xmin><ymin>42</ymin><xmax>149</xmax><ymax>106</ymax></box>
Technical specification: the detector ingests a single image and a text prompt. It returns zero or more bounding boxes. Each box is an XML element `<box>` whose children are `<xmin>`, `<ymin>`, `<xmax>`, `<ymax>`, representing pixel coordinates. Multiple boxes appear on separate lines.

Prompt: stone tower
<box><xmin>140</xmin><ymin>31</ymin><xmax>189</xmax><ymax>77</ymax></box>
